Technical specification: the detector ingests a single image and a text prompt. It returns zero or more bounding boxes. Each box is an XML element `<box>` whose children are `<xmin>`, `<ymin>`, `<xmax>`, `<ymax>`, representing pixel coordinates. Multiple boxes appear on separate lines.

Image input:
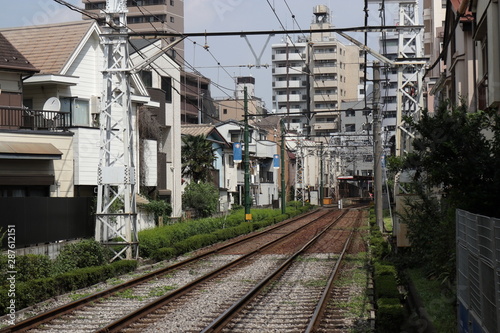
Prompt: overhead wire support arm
<box><xmin>127</xmin><ymin>25</ymin><xmax>424</xmax><ymax>38</ymax></box>
<box><xmin>130</xmin><ymin>37</ymin><xmax>186</xmax><ymax>74</ymax></box>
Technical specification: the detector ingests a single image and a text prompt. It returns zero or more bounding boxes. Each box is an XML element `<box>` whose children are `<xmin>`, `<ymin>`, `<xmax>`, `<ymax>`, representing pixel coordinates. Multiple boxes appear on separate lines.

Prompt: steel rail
<box><xmin>200</xmin><ymin>210</ymin><xmax>351</xmax><ymax>333</ymax></box>
<box><xmin>0</xmin><ymin>208</ymin><xmax>324</xmax><ymax>333</ymax></box>
<box><xmin>305</xmin><ymin>209</ymin><xmax>364</xmax><ymax>332</ymax></box>
<box><xmin>97</xmin><ymin>209</ymin><xmax>342</xmax><ymax>332</ymax></box>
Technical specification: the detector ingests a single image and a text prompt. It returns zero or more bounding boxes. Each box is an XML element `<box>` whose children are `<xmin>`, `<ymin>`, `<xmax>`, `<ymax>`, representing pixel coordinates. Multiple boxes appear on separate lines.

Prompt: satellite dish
<box><xmin>43</xmin><ymin>97</ymin><xmax>61</xmax><ymax>112</ymax></box>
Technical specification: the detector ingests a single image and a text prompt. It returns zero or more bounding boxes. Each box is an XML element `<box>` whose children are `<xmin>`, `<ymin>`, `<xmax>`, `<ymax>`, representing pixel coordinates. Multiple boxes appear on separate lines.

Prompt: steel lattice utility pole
<box><xmin>373</xmin><ymin>62</ymin><xmax>384</xmax><ymax>231</ymax></box>
<box><xmin>243</xmin><ymin>87</ymin><xmax>252</xmax><ymax>221</ymax></box>
<box><xmin>280</xmin><ymin>119</ymin><xmax>286</xmax><ymax>214</ymax></box>
<box><xmin>295</xmin><ymin>140</ymin><xmax>304</xmax><ymax>205</ymax></box>
<box><xmin>95</xmin><ymin>0</ymin><xmax>138</xmax><ymax>261</ymax></box>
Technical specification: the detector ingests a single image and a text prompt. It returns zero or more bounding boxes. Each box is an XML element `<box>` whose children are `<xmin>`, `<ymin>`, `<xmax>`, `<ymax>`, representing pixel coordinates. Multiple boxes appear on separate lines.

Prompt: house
<box><xmin>129</xmin><ymin>38</ymin><xmax>183</xmax><ymax>219</ymax></box>
<box><xmin>0</xmin><ymin>21</ymin><xmax>156</xmax><ymax>252</ymax></box>
<box><xmin>181</xmin><ymin>124</ymin><xmax>232</xmax><ymax>212</ymax></box>
<box><xmin>215</xmin><ymin>120</ymin><xmax>280</xmax><ymax>208</ymax></box>
<box><xmin>0</xmin><ymin>31</ymin><xmax>74</xmax><ymax>198</ymax></box>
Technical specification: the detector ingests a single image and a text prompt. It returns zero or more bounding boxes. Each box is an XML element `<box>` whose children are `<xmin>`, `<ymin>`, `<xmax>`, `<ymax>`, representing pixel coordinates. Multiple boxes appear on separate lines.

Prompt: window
<box><xmin>230</xmin><ymin>132</ymin><xmax>241</xmax><ymax>143</ymax></box>
<box><xmin>170</xmin><ymin>16</ymin><xmax>174</xmax><ymax>23</ymax></box>
<box><xmin>61</xmin><ymin>97</ymin><xmax>90</xmax><ymax>126</ymax></box>
<box><xmin>140</xmin><ymin>70</ymin><xmax>152</xmax><ymax>88</ymax></box>
<box><xmin>223</xmin><ymin>108</ymin><xmax>228</xmax><ymax>114</ymax></box>
<box><xmin>345</xmin><ymin>109</ymin><xmax>355</xmax><ymax>117</ymax></box>
<box><xmin>345</xmin><ymin>124</ymin><xmax>355</xmax><ymax>132</ymax></box>
<box><xmin>161</xmin><ymin>76</ymin><xmax>172</xmax><ymax>103</ymax></box>
<box><xmin>170</xmin><ymin>0</ymin><xmax>174</xmax><ymax>5</ymax></box>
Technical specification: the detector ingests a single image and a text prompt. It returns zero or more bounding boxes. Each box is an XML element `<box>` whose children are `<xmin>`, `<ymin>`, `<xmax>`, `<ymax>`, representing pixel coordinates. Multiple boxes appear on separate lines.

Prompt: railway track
<box><xmin>1</xmin><ymin>207</ymin><xmax>370</xmax><ymax>332</ymax></box>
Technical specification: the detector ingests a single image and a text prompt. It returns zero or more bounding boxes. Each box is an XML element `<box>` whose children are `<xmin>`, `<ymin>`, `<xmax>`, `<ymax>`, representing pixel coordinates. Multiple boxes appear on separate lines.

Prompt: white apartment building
<box><xmin>271</xmin><ymin>5</ymin><xmax>363</xmax><ymax>137</ymax></box>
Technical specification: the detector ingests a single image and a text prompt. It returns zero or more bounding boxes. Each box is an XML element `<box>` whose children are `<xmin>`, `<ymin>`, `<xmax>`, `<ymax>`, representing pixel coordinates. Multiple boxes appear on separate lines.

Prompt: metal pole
<box><xmin>244</xmin><ymin>87</ymin><xmax>252</xmax><ymax>221</ymax></box>
<box><xmin>373</xmin><ymin>62</ymin><xmax>384</xmax><ymax>231</ymax></box>
<box><xmin>281</xmin><ymin>119</ymin><xmax>286</xmax><ymax>214</ymax></box>
<box><xmin>320</xmin><ymin>142</ymin><xmax>324</xmax><ymax>206</ymax></box>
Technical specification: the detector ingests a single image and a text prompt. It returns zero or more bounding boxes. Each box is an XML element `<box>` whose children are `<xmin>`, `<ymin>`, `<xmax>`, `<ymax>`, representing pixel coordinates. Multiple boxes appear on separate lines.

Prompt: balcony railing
<box><xmin>0</xmin><ymin>107</ymin><xmax>70</xmax><ymax>131</ymax></box>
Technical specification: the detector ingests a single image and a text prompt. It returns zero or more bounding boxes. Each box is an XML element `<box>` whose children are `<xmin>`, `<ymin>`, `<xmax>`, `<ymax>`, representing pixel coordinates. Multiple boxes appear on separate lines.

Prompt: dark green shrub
<box><xmin>182</xmin><ymin>181</ymin><xmax>219</xmax><ymax>217</ymax></box>
<box><xmin>140</xmin><ymin>199</ymin><xmax>172</xmax><ymax>224</ymax></box>
<box><xmin>152</xmin><ymin>247</ymin><xmax>177</xmax><ymax>261</ymax></box>
<box><xmin>15</xmin><ymin>254</ymin><xmax>53</xmax><ymax>282</ymax></box>
<box><xmin>173</xmin><ymin>233</ymin><xmax>218</xmax><ymax>254</ymax></box>
<box><xmin>53</xmin><ymin>239</ymin><xmax>111</xmax><ymax>274</ymax></box>
<box><xmin>374</xmin><ymin>262</ymin><xmax>397</xmax><ymax>278</ymax></box>
<box><xmin>0</xmin><ymin>260</ymin><xmax>137</xmax><ymax>315</ymax></box>
<box><xmin>376</xmin><ymin>274</ymin><xmax>400</xmax><ymax>299</ymax></box>
<box><xmin>376</xmin><ymin>298</ymin><xmax>405</xmax><ymax>332</ymax></box>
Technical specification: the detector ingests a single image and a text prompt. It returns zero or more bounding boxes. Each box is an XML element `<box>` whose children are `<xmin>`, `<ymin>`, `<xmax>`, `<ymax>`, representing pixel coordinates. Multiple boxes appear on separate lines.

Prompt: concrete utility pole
<box><xmin>372</xmin><ymin>62</ymin><xmax>384</xmax><ymax>231</ymax></box>
<box><xmin>95</xmin><ymin>0</ymin><xmax>137</xmax><ymax>260</ymax></box>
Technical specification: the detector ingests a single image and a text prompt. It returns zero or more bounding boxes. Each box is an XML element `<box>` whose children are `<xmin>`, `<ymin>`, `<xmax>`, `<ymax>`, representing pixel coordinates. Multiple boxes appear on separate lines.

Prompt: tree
<box><xmin>393</xmin><ymin>101</ymin><xmax>500</xmax><ymax>281</ymax></box>
<box><xmin>402</xmin><ymin>101</ymin><xmax>500</xmax><ymax>217</ymax></box>
<box><xmin>182</xmin><ymin>181</ymin><xmax>219</xmax><ymax>218</ymax></box>
<box><xmin>181</xmin><ymin>134</ymin><xmax>216</xmax><ymax>183</ymax></box>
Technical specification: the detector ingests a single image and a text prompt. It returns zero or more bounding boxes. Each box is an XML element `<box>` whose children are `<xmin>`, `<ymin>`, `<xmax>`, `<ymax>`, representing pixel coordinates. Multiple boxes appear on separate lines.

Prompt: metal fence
<box><xmin>0</xmin><ymin>197</ymin><xmax>94</xmax><ymax>249</ymax></box>
<box><xmin>456</xmin><ymin>209</ymin><xmax>500</xmax><ymax>333</ymax></box>
<box><xmin>0</xmin><ymin>107</ymin><xmax>70</xmax><ymax>131</ymax></box>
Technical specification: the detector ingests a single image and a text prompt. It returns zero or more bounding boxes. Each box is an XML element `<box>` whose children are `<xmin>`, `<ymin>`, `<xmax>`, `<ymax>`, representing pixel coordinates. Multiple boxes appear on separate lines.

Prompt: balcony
<box><xmin>273</xmin><ymin>52</ymin><xmax>306</xmax><ymax>62</ymax></box>
<box><xmin>313</xmin><ymin>122</ymin><xmax>338</xmax><ymax>131</ymax></box>
<box><xmin>0</xmin><ymin>107</ymin><xmax>70</xmax><ymax>131</ymax></box>
<box><xmin>273</xmin><ymin>80</ymin><xmax>302</xmax><ymax>89</ymax></box>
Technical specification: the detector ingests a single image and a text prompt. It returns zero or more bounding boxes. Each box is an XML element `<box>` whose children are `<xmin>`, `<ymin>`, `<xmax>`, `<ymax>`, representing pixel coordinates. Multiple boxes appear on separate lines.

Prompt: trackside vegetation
<box><xmin>0</xmin><ymin>202</ymin><xmax>312</xmax><ymax>316</ymax></box>
<box><xmin>138</xmin><ymin>202</ymin><xmax>312</xmax><ymax>261</ymax></box>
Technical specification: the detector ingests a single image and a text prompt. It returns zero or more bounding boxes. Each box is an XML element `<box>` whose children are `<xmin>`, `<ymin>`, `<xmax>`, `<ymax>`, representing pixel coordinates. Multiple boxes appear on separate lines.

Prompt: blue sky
<box><xmin>1</xmin><ymin>0</ymin><xmax>399</xmax><ymax>108</ymax></box>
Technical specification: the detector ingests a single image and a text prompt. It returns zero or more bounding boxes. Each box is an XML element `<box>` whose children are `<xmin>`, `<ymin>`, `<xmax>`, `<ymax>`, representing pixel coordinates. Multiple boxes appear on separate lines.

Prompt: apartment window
<box><xmin>171</xmin><ymin>0</ymin><xmax>174</xmax><ymax>5</ymax></box>
<box><xmin>85</xmin><ymin>2</ymin><xmax>106</xmax><ymax>10</ymax></box>
<box><xmin>161</xmin><ymin>76</ymin><xmax>172</xmax><ymax>103</ymax></box>
<box><xmin>140</xmin><ymin>70</ymin><xmax>152</xmax><ymax>88</ymax></box>
<box><xmin>223</xmin><ymin>108</ymin><xmax>228</xmax><ymax>114</ymax></box>
<box><xmin>345</xmin><ymin>124</ymin><xmax>355</xmax><ymax>132</ymax></box>
<box><xmin>127</xmin><ymin>0</ymin><xmax>166</xmax><ymax>6</ymax></box>
<box><xmin>127</xmin><ymin>15</ymin><xmax>166</xmax><ymax>24</ymax></box>
<box><xmin>345</xmin><ymin>109</ymin><xmax>355</xmax><ymax>117</ymax></box>
<box><xmin>170</xmin><ymin>16</ymin><xmax>175</xmax><ymax>23</ymax></box>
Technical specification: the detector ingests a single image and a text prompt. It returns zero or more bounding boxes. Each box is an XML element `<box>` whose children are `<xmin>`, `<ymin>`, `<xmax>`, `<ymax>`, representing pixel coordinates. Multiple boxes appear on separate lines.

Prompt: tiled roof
<box><xmin>0</xmin><ymin>33</ymin><xmax>38</xmax><ymax>73</ymax></box>
<box><xmin>181</xmin><ymin>124</ymin><xmax>216</xmax><ymax>137</ymax></box>
<box><xmin>0</xmin><ymin>21</ymin><xmax>94</xmax><ymax>75</ymax></box>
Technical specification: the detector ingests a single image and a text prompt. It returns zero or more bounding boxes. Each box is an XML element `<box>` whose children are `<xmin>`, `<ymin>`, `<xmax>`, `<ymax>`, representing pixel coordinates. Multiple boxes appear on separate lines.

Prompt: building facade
<box><xmin>83</xmin><ymin>0</ymin><xmax>185</xmax><ymax>61</ymax></box>
<box><xmin>271</xmin><ymin>5</ymin><xmax>363</xmax><ymax>137</ymax></box>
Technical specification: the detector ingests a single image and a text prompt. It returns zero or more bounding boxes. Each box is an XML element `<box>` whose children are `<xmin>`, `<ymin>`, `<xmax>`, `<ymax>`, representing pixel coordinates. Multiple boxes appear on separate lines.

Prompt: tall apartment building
<box><xmin>271</xmin><ymin>5</ymin><xmax>363</xmax><ymax>137</ymax></box>
<box><xmin>83</xmin><ymin>0</ymin><xmax>184</xmax><ymax>61</ymax></box>
<box><xmin>423</xmin><ymin>0</ymin><xmax>447</xmax><ymax>111</ymax></box>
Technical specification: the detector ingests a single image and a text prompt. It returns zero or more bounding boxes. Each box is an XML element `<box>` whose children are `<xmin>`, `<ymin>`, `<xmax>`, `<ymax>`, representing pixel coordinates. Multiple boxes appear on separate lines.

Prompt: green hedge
<box><xmin>142</xmin><ymin>204</ymin><xmax>312</xmax><ymax>261</ymax></box>
<box><xmin>0</xmin><ymin>260</ymin><xmax>137</xmax><ymax>315</ymax></box>
<box><xmin>376</xmin><ymin>297</ymin><xmax>405</xmax><ymax>332</ymax></box>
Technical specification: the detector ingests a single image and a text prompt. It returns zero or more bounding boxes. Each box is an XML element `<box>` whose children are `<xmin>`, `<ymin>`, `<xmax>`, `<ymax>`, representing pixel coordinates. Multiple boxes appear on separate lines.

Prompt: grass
<box><xmin>407</xmin><ymin>268</ymin><xmax>456</xmax><ymax>333</ymax></box>
<box><xmin>383</xmin><ymin>209</ymin><xmax>393</xmax><ymax>233</ymax></box>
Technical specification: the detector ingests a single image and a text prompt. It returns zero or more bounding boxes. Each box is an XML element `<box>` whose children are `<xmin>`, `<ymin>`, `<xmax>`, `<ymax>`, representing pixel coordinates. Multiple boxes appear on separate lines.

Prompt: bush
<box><xmin>53</xmin><ymin>239</ymin><xmax>111</xmax><ymax>275</ymax></box>
<box><xmin>139</xmin><ymin>204</ymin><xmax>313</xmax><ymax>261</ymax></box>
<box><xmin>0</xmin><ymin>260</ymin><xmax>137</xmax><ymax>315</ymax></box>
<box><xmin>376</xmin><ymin>298</ymin><xmax>405</xmax><ymax>332</ymax></box>
<box><xmin>15</xmin><ymin>254</ymin><xmax>53</xmax><ymax>282</ymax></box>
<box><xmin>182</xmin><ymin>181</ymin><xmax>219</xmax><ymax>217</ymax></box>
<box><xmin>376</xmin><ymin>274</ymin><xmax>400</xmax><ymax>299</ymax></box>
<box><xmin>140</xmin><ymin>199</ymin><xmax>172</xmax><ymax>224</ymax></box>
